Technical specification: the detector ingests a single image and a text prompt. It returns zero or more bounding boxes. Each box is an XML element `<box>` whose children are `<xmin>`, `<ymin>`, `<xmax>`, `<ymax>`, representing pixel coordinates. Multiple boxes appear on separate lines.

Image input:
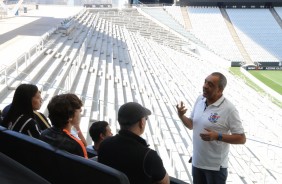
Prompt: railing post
<box><xmin>5</xmin><ymin>69</ymin><xmax>7</xmax><ymax>86</ymax></box>
<box><xmin>28</xmin><ymin>51</ymin><xmax>31</xmax><ymax>64</ymax></box>
<box><xmin>16</xmin><ymin>59</ymin><xmax>18</xmax><ymax>74</ymax></box>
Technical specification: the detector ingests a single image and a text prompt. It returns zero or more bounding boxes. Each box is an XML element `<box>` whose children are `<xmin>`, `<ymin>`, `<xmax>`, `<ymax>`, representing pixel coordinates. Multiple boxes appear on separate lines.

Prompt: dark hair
<box><xmin>1</xmin><ymin>84</ymin><xmax>38</xmax><ymax>127</ymax></box>
<box><xmin>89</xmin><ymin>121</ymin><xmax>109</xmax><ymax>143</ymax></box>
<box><xmin>47</xmin><ymin>93</ymin><xmax>82</xmax><ymax>129</ymax></box>
<box><xmin>211</xmin><ymin>72</ymin><xmax>227</xmax><ymax>90</ymax></box>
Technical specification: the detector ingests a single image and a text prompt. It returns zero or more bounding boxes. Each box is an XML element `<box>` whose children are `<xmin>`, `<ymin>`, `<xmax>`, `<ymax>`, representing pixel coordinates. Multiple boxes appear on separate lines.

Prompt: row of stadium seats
<box><xmin>0</xmin><ymin>125</ymin><xmax>130</xmax><ymax>184</ymax></box>
<box><xmin>0</xmin><ymin>125</ymin><xmax>188</xmax><ymax>183</ymax></box>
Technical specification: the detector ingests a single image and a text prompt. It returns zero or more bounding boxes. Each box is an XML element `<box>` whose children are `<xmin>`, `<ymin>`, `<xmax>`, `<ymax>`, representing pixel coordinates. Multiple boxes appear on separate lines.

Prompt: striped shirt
<box><xmin>8</xmin><ymin>114</ymin><xmax>41</xmax><ymax>138</ymax></box>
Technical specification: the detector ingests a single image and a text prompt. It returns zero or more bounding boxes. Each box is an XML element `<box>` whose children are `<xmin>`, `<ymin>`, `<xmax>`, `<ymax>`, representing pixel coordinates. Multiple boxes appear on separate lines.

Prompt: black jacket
<box><xmin>98</xmin><ymin>130</ymin><xmax>166</xmax><ymax>184</ymax></box>
<box><xmin>40</xmin><ymin>127</ymin><xmax>87</xmax><ymax>158</ymax></box>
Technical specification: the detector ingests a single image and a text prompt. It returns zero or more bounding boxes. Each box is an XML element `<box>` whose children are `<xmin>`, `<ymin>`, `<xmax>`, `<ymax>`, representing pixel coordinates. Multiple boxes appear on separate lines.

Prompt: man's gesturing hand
<box><xmin>176</xmin><ymin>101</ymin><xmax>187</xmax><ymax>118</ymax></box>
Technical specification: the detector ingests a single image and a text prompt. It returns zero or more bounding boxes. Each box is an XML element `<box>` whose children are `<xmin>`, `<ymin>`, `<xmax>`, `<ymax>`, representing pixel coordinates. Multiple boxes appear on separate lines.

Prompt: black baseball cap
<box><xmin>118</xmin><ymin>102</ymin><xmax>151</xmax><ymax>125</ymax></box>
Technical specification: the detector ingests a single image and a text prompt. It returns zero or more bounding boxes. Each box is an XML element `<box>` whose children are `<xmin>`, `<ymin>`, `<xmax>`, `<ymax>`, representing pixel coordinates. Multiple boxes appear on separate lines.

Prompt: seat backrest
<box><xmin>0</xmin><ymin>152</ymin><xmax>51</xmax><ymax>184</ymax></box>
<box><xmin>0</xmin><ymin>127</ymin><xmax>64</xmax><ymax>182</ymax></box>
<box><xmin>54</xmin><ymin>148</ymin><xmax>130</xmax><ymax>184</ymax></box>
<box><xmin>0</xmin><ymin>126</ymin><xmax>130</xmax><ymax>184</ymax></box>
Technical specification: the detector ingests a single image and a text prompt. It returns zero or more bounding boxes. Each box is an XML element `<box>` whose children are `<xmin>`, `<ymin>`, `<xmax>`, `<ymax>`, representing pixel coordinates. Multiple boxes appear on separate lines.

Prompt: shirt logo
<box><xmin>208</xmin><ymin>113</ymin><xmax>220</xmax><ymax>123</ymax></box>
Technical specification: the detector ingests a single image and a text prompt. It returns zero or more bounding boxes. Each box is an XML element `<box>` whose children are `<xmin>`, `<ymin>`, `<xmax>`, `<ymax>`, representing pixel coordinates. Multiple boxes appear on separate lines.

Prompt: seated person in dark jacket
<box><xmin>40</xmin><ymin>93</ymin><xmax>88</xmax><ymax>158</ymax></box>
<box><xmin>98</xmin><ymin>102</ymin><xmax>170</xmax><ymax>184</ymax></box>
<box><xmin>2</xmin><ymin>103</ymin><xmax>51</xmax><ymax>131</ymax></box>
<box><xmin>87</xmin><ymin>121</ymin><xmax>113</xmax><ymax>158</ymax></box>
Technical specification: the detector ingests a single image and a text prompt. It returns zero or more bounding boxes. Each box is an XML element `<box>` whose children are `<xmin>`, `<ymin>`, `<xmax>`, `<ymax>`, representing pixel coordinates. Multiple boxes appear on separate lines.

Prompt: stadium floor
<box><xmin>0</xmin><ymin>5</ymin><xmax>83</xmax><ymax>68</ymax></box>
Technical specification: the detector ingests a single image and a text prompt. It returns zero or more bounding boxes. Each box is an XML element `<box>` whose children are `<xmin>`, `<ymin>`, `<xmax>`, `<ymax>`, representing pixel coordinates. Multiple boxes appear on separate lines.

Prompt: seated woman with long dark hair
<box><xmin>1</xmin><ymin>84</ymin><xmax>44</xmax><ymax>138</ymax></box>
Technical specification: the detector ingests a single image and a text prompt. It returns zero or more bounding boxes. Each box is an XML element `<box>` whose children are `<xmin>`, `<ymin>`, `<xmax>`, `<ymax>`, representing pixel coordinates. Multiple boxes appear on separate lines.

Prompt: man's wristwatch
<box><xmin>218</xmin><ymin>132</ymin><xmax>223</xmax><ymax>141</ymax></box>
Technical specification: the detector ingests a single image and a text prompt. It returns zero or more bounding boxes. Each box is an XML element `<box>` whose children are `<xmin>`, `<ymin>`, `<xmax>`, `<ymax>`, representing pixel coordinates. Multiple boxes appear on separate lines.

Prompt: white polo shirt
<box><xmin>190</xmin><ymin>95</ymin><xmax>244</xmax><ymax>171</ymax></box>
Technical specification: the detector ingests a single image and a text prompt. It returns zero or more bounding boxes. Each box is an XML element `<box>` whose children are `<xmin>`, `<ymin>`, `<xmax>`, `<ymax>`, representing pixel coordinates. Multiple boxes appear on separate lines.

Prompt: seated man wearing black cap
<box><xmin>98</xmin><ymin>102</ymin><xmax>170</xmax><ymax>184</ymax></box>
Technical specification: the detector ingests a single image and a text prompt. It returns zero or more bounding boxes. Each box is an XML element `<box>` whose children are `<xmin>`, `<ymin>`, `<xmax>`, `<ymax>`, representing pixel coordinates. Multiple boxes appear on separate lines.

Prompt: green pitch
<box><xmin>248</xmin><ymin>70</ymin><xmax>282</xmax><ymax>95</ymax></box>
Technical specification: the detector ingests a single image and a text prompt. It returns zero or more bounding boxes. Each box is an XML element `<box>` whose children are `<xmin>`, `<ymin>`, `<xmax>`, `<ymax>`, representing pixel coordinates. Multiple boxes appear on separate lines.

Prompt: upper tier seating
<box><xmin>227</xmin><ymin>8</ymin><xmax>282</xmax><ymax>64</ymax></box>
<box><xmin>187</xmin><ymin>7</ymin><xmax>244</xmax><ymax>62</ymax></box>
